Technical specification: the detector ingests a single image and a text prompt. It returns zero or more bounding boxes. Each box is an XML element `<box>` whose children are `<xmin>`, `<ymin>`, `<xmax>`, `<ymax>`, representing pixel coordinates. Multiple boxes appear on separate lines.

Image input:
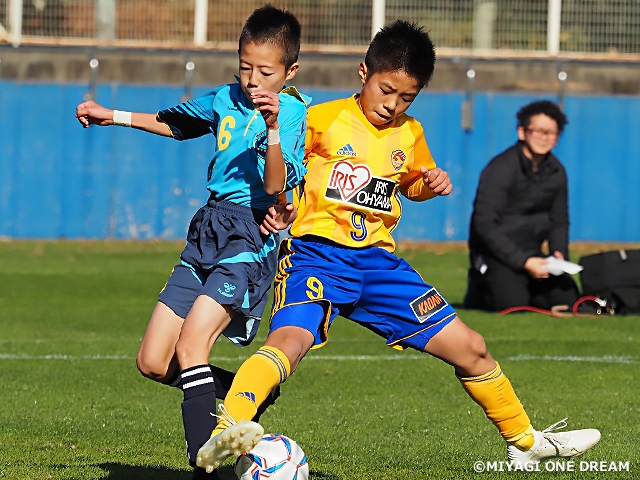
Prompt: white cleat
<box><xmin>196</xmin><ymin>421</ymin><xmax>264</xmax><ymax>473</ymax></box>
<box><xmin>508</xmin><ymin>418</ymin><xmax>601</xmax><ymax>468</ymax></box>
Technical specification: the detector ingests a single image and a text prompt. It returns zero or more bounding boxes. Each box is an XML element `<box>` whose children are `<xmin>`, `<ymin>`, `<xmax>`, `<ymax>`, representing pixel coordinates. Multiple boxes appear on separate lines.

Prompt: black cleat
<box><xmin>192</xmin><ymin>466</ymin><xmax>219</xmax><ymax>479</ymax></box>
<box><xmin>253</xmin><ymin>385</ymin><xmax>281</xmax><ymax>422</ymax></box>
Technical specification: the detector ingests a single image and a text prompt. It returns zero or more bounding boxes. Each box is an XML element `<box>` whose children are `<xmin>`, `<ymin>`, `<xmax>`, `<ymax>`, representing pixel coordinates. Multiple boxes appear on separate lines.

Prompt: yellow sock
<box><xmin>212</xmin><ymin>346</ymin><xmax>290</xmax><ymax>436</ymax></box>
<box><xmin>458</xmin><ymin>362</ymin><xmax>535</xmax><ymax>451</ymax></box>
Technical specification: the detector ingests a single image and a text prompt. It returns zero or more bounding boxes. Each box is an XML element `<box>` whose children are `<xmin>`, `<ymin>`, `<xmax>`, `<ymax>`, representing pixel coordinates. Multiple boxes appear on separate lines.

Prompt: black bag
<box><xmin>579</xmin><ymin>249</ymin><xmax>640</xmax><ymax>314</ymax></box>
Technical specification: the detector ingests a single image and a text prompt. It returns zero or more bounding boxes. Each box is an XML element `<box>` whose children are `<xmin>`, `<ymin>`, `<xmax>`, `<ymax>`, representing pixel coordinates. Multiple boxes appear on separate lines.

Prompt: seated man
<box><xmin>464</xmin><ymin>100</ymin><xmax>580</xmax><ymax>312</ymax></box>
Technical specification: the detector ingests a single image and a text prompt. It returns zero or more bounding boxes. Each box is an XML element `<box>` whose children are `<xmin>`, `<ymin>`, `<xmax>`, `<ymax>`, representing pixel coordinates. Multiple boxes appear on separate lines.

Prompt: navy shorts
<box><xmin>158</xmin><ymin>197</ymin><xmax>278</xmax><ymax>346</ymax></box>
<box><xmin>270</xmin><ymin>236</ymin><xmax>457</xmax><ymax>351</ymax></box>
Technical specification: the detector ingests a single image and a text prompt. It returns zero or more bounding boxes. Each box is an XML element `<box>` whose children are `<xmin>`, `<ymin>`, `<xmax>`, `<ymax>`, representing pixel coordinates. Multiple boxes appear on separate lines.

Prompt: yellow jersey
<box><xmin>290</xmin><ymin>95</ymin><xmax>437</xmax><ymax>252</ymax></box>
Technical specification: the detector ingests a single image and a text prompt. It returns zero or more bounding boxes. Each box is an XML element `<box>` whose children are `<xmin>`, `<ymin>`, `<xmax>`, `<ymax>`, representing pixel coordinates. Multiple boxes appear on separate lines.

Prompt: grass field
<box><xmin>0</xmin><ymin>240</ymin><xmax>638</xmax><ymax>480</ymax></box>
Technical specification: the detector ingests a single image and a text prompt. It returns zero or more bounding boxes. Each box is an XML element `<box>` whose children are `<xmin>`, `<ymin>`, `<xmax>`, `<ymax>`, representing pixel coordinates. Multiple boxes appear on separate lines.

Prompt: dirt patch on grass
<box><xmin>396</xmin><ymin>241</ymin><xmax>468</xmax><ymax>254</ymax></box>
<box><xmin>396</xmin><ymin>241</ymin><xmax>640</xmax><ymax>256</ymax></box>
<box><xmin>568</xmin><ymin>242</ymin><xmax>640</xmax><ymax>255</ymax></box>
<box><xmin>2</xmin><ymin>238</ymin><xmax>638</xmax><ymax>257</ymax></box>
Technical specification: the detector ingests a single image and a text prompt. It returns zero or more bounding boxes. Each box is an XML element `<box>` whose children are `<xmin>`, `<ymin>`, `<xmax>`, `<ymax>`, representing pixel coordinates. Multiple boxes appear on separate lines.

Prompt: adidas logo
<box><xmin>237</xmin><ymin>391</ymin><xmax>257</xmax><ymax>404</ymax></box>
<box><xmin>337</xmin><ymin>143</ymin><xmax>357</xmax><ymax>156</ymax></box>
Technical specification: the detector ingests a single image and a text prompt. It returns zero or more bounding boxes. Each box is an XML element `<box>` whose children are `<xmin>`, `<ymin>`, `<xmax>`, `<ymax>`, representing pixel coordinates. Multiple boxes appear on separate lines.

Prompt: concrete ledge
<box><xmin>1</xmin><ymin>45</ymin><xmax>639</xmax><ymax>95</ymax></box>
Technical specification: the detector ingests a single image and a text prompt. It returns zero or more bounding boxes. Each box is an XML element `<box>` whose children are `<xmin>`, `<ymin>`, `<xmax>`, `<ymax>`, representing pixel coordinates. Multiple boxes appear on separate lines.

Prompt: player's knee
<box><xmin>136</xmin><ymin>350</ymin><xmax>167</xmax><ymax>380</ymax></box>
<box><xmin>456</xmin><ymin>329</ymin><xmax>492</xmax><ymax>375</ymax></box>
<box><xmin>467</xmin><ymin>329</ymin><xmax>489</xmax><ymax>359</ymax></box>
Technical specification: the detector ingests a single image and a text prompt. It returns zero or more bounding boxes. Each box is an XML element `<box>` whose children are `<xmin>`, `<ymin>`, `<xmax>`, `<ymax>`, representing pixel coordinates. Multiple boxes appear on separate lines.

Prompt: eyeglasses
<box><xmin>526</xmin><ymin>128</ymin><xmax>559</xmax><ymax>138</ymax></box>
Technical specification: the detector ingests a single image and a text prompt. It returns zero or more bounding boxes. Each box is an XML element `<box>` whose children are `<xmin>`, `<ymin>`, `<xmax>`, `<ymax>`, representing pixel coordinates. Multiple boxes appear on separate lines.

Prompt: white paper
<box><xmin>543</xmin><ymin>256</ymin><xmax>583</xmax><ymax>276</ymax></box>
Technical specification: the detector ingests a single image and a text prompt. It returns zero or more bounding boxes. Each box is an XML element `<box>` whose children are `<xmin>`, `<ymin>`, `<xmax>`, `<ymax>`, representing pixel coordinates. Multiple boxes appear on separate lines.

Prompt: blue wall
<box><xmin>1</xmin><ymin>80</ymin><xmax>639</xmax><ymax>241</ymax></box>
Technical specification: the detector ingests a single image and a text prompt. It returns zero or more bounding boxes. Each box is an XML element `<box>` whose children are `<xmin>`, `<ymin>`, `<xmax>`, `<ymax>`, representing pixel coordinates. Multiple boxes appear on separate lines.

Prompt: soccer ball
<box><xmin>234</xmin><ymin>433</ymin><xmax>309</xmax><ymax>480</ymax></box>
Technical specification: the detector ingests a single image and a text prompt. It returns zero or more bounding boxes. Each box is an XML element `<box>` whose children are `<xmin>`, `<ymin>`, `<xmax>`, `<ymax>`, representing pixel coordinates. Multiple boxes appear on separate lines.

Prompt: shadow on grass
<box><xmin>98</xmin><ymin>463</ymin><xmax>191</xmax><ymax>479</ymax></box>
<box><xmin>309</xmin><ymin>471</ymin><xmax>339</xmax><ymax>479</ymax></box>
<box><xmin>98</xmin><ymin>463</ymin><xmax>233</xmax><ymax>479</ymax></box>
<box><xmin>98</xmin><ymin>464</ymin><xmax>338</xmax><ymax>479</ymax></box>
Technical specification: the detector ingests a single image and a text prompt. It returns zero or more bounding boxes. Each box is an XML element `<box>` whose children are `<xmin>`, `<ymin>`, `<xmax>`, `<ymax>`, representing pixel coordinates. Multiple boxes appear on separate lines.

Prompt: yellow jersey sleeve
<box><xmin>398</xmin><ymin>120</ymin><xmax>437</xmax><ymax>202</ymax></box>
<box><xmin>290</xmin><ymin>95</ymin><xmax>440</xmax><ymax>252</ymax></box>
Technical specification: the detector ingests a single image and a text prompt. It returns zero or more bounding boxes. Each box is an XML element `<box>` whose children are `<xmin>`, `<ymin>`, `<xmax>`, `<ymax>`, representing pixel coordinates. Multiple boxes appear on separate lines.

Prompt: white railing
<box><xmin>1</xmin><ymin>0</ymin><xmax>639</xmax><ymax>56</ymax></box>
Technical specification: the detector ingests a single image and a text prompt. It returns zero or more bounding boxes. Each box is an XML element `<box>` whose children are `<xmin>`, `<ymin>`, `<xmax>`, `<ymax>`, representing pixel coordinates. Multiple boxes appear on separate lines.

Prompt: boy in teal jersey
<box><xmin>75</xmin><ymin>5</ymin><xmax>308</xmax><ymax>479</ymax></box>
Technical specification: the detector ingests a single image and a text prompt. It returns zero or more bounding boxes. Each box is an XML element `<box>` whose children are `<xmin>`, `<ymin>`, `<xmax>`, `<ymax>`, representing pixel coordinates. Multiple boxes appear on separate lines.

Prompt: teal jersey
<box><xmin>158</xmin><ymin>81</ymin><xmax>310</xmax><ymax>210</ymax></box>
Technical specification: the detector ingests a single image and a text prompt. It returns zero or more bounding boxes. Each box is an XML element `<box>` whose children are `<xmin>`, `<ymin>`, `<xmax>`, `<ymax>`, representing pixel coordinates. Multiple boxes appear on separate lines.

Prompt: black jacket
<box><xmin>468</xmin><ymin>141</ymin><xmax>570</xmax><ymax>271</ymax></box>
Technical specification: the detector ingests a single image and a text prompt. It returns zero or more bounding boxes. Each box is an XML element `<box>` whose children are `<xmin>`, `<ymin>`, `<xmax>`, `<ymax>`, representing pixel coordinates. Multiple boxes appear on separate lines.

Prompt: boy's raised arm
<box><xmin>76</xmin><ymin>100</ymin><xmax>172</xmax><ymax>137</ymax></box>
<box><xmin>251</xmin><ymin>91</ymin><xmax>286</xmax><ymax>195</ymax></box>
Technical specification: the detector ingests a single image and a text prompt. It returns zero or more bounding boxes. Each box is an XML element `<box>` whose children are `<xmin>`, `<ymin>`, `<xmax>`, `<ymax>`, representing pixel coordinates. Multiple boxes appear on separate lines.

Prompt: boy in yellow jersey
<box><xmin>196</xmin><ymin>20</ymin><xmax>601</xmax><ymax>474</ymax></box>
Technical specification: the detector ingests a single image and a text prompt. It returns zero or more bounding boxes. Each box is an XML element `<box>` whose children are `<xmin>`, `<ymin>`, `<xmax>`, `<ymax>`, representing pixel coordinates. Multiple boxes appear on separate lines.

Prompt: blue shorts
<box><xmin>158</xmin><ymin>197</ymin><xmax>278</xmax><ymax>346</ymax></box>
<box><xmin>270</xmin><ymin>236</ymin><xmax>457</xmax><ymax>351</ymax></box>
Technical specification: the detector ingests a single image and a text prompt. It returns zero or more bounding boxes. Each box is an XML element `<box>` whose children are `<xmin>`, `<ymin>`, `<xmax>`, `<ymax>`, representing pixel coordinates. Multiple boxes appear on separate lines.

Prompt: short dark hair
<box><xmin>239</xmin><ymin>4</ymin><xmax>301</xmax><ymax>70</ymax></box>
<box><xmin>364</xmin><ymin>20</ymin><xmax>436</xmax><ymax>90</ymax></box>
<box><xmin>517</xmin><ymin>100</ymin><xmax>568</xmax><ymax>133</ymax></box>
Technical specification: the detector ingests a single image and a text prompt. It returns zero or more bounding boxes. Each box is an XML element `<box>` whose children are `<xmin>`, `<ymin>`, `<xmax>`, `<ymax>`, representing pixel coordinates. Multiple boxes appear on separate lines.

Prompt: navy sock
<box><xmin>164</xmin><ymin>368</ymin><xmax>182</xmax><ymax>388</ymax></box>
<box><xmin>168</xmin><ymin>364</ymin><xmax>234</xmax><ymax>401</ymax></box>
<box><xmin>180</xmin><ymin>365</ymin><xmax>218</xmax><ymax>466</ymax></box>
<box><xmin>209</xmin><ymin>364</ymin><xmax>235</xmax><ymax>399</ymax></box>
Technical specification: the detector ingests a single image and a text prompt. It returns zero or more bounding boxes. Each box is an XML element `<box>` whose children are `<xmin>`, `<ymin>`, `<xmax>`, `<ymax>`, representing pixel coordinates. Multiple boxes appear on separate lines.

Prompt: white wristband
<box><xmin>113</xmin><ymin>110</ymin><xmax>132</xmax><ymax>127</ymax></box>
<box><xmin>267</xmin><ymin>128</ymin><xmax>280</xmax><ymax>145</ymax></box>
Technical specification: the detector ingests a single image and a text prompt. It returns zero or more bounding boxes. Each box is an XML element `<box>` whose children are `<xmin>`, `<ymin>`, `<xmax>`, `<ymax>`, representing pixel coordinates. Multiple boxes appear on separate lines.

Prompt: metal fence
<box><xmin>1</xmin><ymin>0</ymin><xmax>639</xmax><ymax>55</ymax></box>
